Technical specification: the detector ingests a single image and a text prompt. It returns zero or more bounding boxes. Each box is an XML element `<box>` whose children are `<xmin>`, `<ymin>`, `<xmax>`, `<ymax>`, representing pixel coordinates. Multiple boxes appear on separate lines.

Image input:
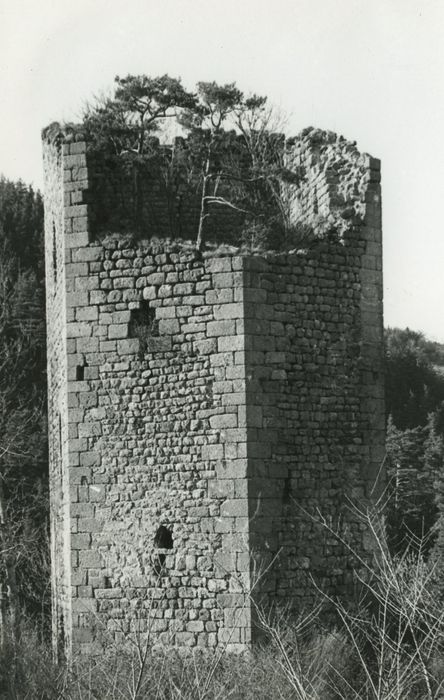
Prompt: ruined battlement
<box><xmin>43</xmin><ymin>122</ymin><xmax>380</xmax><ymax>245</ymax></box>
<box><xmin>43</xmin><ymin>125</ymin><xmax>384</xmax><ymax>658</ymax></box>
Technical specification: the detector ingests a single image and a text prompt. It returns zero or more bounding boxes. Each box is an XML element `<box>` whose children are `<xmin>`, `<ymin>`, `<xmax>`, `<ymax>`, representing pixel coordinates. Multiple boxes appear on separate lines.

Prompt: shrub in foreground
<box><xmin>2</xmin><ymin>512</ymin><xmax>444</xmax><ymax>699</ymax></box>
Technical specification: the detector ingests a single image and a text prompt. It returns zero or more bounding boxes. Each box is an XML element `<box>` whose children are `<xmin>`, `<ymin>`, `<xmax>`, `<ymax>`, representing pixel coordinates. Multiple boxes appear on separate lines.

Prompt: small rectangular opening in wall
<box><xmin>57</xmin><ymin>613</ymin><xmax>65</xmax><ymax>664</ymax></box>
<box><xmin>58</xmin><ymin>413</ymin><xmax>62</xmax><ymax>457</ymax></box>
<box><xmin>76</xmin><ymin>359</ymin><xmax>87</xmax><ymax>381</ymax></box>
<box><xmin>129</xmin><ymin>302</ymin><xmax>159</xmax><ymax>353</ymax></box>
<box><xmin>282</xmin><ymin>471</ymin><xmax>292</xmax><ymax>505</ymax></box>
<box><xmin>52</xmin><ymin>222</ymin><xmax>57</xmax><ymax>288</ymax></box>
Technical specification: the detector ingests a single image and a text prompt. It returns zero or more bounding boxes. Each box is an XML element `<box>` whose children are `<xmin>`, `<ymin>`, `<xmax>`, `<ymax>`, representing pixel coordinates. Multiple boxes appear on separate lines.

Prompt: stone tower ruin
<box><xmin>42</xmin><ymin>125</ymin><xmax>384</xmax><ymax>658</ymax></box>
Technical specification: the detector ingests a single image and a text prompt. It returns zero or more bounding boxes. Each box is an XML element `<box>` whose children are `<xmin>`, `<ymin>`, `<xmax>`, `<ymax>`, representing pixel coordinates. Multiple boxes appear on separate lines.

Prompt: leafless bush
<box><xmin>4</xmin><ymin>506</ymin><xmax>444</xmax><ymax>699</ymax></box>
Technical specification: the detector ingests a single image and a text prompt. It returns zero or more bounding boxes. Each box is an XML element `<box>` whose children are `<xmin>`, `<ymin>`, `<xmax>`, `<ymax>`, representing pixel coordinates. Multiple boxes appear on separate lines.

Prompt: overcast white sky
<box><xmin>1</xmin><ymin>0</ymin><xmax>443</xmax><ymax>341</ymax></box>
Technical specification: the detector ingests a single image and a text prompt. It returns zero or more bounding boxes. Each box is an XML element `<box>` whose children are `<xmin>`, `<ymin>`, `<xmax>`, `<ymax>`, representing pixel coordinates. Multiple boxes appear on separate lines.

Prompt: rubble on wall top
<box><xmin>41</xmin><ymin>120</ymin><xmax>379</xmax><ymax>167</ymax></box>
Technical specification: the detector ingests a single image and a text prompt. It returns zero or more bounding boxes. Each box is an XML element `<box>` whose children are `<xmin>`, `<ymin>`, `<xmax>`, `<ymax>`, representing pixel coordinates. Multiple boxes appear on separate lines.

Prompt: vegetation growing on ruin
<box><xmin>82</xmin><ymin>74</ymin><xmax>313</xmax><ymax>251</ymax></box>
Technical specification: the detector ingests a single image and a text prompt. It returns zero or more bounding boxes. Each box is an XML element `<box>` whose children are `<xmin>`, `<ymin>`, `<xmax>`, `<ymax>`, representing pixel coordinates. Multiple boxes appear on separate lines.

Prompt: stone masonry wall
<box><xmin>43</xmin><ymin>138</ymin><xmax>77</xmax><ymax>657</ymax></box>
<box><xmin>87</xmin><ymin>135</ymin><xmax>244</xmax><ymax>243</ymax></box>
<box><xmin>243</xmin><ymin>247</ymin><xmax>382</xmax><ymax>611</ymax></box>
<box><xmin>67</xmin><ymin>243</ymin><xmax>257</xmax><ymax>654</ymax></box>
<box><xmin>43</xmin><ymin>126</ymin><xmax>384</xmax><ymax>658</ymax></box>
<box><xmin>242</xmin><ymin>131</ymin><xmax>384</xmax><ymax>610</ymax></box>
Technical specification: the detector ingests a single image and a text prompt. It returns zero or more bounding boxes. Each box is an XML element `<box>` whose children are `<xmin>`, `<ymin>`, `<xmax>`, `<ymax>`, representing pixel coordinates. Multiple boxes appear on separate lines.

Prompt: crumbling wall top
<box><xmin>42</xmin><ymin>121</ymin><xmax>380</xmax><ymax>251</ymax></box>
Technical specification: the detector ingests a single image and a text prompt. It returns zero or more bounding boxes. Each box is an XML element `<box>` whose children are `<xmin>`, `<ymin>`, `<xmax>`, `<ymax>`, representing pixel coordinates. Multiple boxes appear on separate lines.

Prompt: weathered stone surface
<box><xmin>43</xmin><ymin>126</ymin><xmax>384</xmax><ymax>661</ymax></box>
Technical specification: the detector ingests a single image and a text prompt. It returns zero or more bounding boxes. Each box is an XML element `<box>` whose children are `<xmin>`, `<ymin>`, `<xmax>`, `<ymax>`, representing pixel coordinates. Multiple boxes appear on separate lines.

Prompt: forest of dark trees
<box><xmin>0</xmin><ymin>178</ymin><xmax>49</xmax><ymax>639</ymax></box>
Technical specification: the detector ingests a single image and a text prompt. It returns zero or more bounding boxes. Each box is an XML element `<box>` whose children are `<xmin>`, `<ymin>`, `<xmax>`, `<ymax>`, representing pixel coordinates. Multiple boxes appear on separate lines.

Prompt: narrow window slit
<box><xmin>283</xmin><ymin>471</ymin><xmax>292</xmax><ymax>505</ymax></box>
<box><xmin>52</xmin><ymin>222</ymin><xmax>57</xmax><ymax>287</ymax></box>
<box><xmin>76</xmin><ymin>358</ymin><xmax>87</xmax><ymax>381</ymax></box>
<box><xmin>152</xmin><ymin>525</ymin><xmax>173</xmax><ymax>576</ymax></box>
<box><xmin>57</xmin><ymin>612</ymin><xmax>65</xmax><ymax>665</ymax></box>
